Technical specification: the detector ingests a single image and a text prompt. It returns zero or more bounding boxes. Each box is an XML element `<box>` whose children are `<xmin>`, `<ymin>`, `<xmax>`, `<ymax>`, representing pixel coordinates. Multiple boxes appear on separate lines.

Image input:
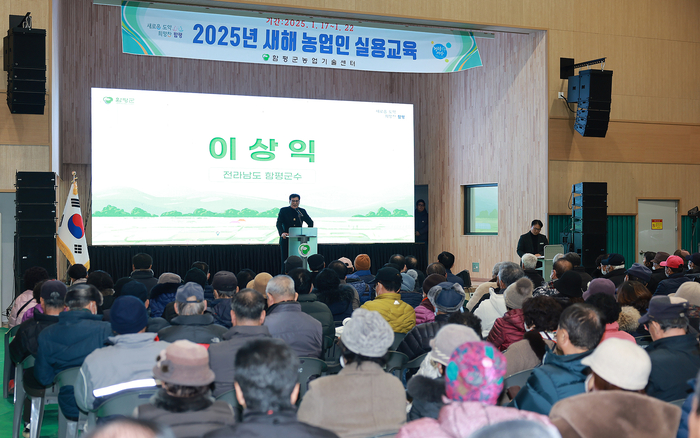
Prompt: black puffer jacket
<box><xmin>407</xmin><ymin>375</ymin><xmax>445</xmax><ymax>421</ymax></box>
<box><xmin>9</xmin><ymin>312</ymin><xmax>59</xmax><ymax>363</ymax></box>
<box><xmin>313</xmin><ymin>286</ymin><xmax>355</xmax><ymax>323</ymax></box>
<box><xmin>397</xmin><ymin>314</ymin><xmax>449</xmax><ymax>361</ymax></box>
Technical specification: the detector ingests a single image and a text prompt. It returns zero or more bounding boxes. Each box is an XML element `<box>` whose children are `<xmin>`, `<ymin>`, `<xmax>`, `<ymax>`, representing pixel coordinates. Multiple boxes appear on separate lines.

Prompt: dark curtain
<box><xmin>89</xmin><ymin>243</ymin><xmax>428</xmax><ymax>281</ymax></box>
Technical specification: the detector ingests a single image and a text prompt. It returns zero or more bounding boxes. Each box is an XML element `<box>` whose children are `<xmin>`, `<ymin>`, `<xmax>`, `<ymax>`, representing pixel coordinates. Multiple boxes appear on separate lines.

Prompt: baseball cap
<box><xmin>175</xmin><ymin>282</ymin><xmax>204</xmax><ymax>302</ymax></box>
<box><xmin>369</xmin><ymin>267</ymin><xmax>402</xmax><ymax>285</ymax></box>
<box><xmin>212</xmin><ymin>271</ymin><xmax>238</xmax><ymax>292</ymax></box>
<box><xmin>638</xmin><ymin>295</ymin><xmax>688</xmax><ymax>325</ymax></box>
<box><xmin>625</xmin><ymin>263</ymin><xmax>652</xmax><ymax>283</ymax></box>
<box><xmin>602</xmin><ymin>253</ymin><xmax>625</xmax><ymax>266</ymax></box>
<box><xmin>652</xmin><ymin>252</ymin><xmax>670</xmax><ymax>265</ymax></box>
<box><xmin>660</xmin><ymin>255</ymin><xmax>684</xmax><ymax>269</ymax></box>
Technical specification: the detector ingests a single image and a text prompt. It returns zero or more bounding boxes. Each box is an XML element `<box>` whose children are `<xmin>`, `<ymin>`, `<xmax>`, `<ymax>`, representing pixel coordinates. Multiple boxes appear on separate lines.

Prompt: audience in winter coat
<box><xmin>487</xmin><ymin>277</ymin><xmax>534</xmax><ymax>351</ymax></box>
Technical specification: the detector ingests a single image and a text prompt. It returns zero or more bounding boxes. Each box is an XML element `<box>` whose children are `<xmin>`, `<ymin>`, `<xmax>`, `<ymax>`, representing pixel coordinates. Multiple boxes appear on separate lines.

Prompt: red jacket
<box><xmin>487</xmin><ymin>308</ymin><xmax>526</xmax><ymax>351</ymax></box>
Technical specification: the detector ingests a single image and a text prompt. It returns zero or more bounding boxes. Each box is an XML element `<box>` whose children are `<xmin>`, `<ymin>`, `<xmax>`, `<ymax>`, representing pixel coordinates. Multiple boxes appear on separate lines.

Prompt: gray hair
<box><xmin>498</xmin><ymin>262</ymin><xmax>525</xmax><ymax>288</ymax></box>
<box><xmin>521</xmin><ymin>254</ymin><xmax>538</xmax><ymax>270</ymax></box>
<box><xmin>552</xmin><ymin>253</ymin><xmax>565</xmax><ymax>264</ymax></box>
<box><xmin>266</xmin><ymin>275</ymin><xmax>296</xmax><ymax>300</ymax></box>
<box><xmin>491</xmin><ymin>262</ymin><xmax>503</xmax><ymax>278</ymax></box>
<box><xmin>177</xmin><ymin>301</ymin><xmax>206</xmax><ymax>316</ymax></box>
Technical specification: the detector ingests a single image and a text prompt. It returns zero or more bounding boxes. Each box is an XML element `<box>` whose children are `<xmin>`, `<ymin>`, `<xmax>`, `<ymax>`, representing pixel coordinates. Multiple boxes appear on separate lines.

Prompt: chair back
<box><xmin>391</xmin><ymin>333</ymin><xmax>406</xmax><ymax>351</ymax></box>
<box><xmin>297</xmin><ymin>357</ymin><xmax>328</xmax><ymax>399</ymax></box>
<box><xmin>94</xmin><ymin>387</ymin><xmax>159</xmax><ymax>417</ymax></box>
<box><xmin>499</xmin><ymin>368</ymin><xmax>534</xmax><ymax>404</ymax></box>
<box><xmin>670</xmin><ymin>398</ymin><xmax>687</xmax><ymax>408</ymax></box>
<box><xmin>4</xmin><ymin>326</ymin><xmax>21</xmax><ymax>399</ymax></box>
<box><xmin>384</xmin><ymin>351</ymin><xmax>408</xmax><ymax>378</ymax></box>
<box><xmin>635</xmin><ymin>335</ymin><xmax>653</xmax><ymax>347</ymax></box>
<box><xmin>215</xmin><ymin>389</ymin><xmax>242</xmax><ymax>422</ymax></box>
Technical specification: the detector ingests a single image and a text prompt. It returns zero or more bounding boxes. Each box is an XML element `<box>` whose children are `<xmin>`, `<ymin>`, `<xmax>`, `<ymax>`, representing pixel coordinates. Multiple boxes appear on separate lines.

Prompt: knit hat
<box><xmin>673</xmin><ymin>281</ymin><xmax>700</xmax><ymax>306</ymax></box>
<box><xmin>120</xmin><ymin>281</ymin><xmax>148</xmax><ymax>303</ymax></box>
<box><xmin>625</xmin><ymin>263</ymin><xmax>652</xmax><ymax>283</ymax></box>
<box><xmin>308</xmin><ymin>254</ymin><xmax>325</xmax><ymax>271</ymax></box>
<box><xmin>553</xmin><ymin>270</ymin><xmax>583</xmax><ymax>298</ymax></box>
<box><xmin>504</xmin><ymin>277</ymin><xmax>534</xmax><ymax>310</ymax></box>
<box><xmin>423</xmin><ymin>273</ymin><xmax>447</xmax><ymax>295</ymax></box>
<box><xmin>110</xmin><ymin>295</ymin><xmax>148</xmax><ymax>334</ymax></box>
<box><xmin>445</xmin><ymin>341</ymin><xmax>506</xmax><ymax>404</ymax></box>
<box><xmin>581</xmin><ymin>338</ymin><xmax>651</xmax><ymax>390</ymax></box>
<box><xmin>175</xmin><ymin>282</ymin><xmax>204</xmax><ymax>302</ymax></box>
<box><xmin>340</xmin><ymin>308</ymin><xmax>393</xmax><ymax>357</ymax></box>
<box><xmin>184</xmin><ymin>267</ymin><xmax>207</xmax><ymax>288</ymax></box>
<box><xmin>212</xmin><ymin>271</ymin><xmax>238</xmax><ymax>292</ymax></box>
<box><xmin>428</xmin><ymin>282</ymin><xmax>465</xmax><ymax>313</ymax></box>
<box><xmin>114</xmin><ymin>277</ymin><xmax>134</xmax><ymax>295</ymax></box>
<box><xmin>158</xmin><ymin>273</ymin><xmax>181</xmax><ymax>284</ymax></box>
<box><xmin>315</xmin><ymin>268</ymin><xmax>340</xmax><ymax>291</ymax></box>
<box><xmin>354</xmin><ymin>254</ymin><xmax>371</xmax><ymax>271</ymax></box>
<box><xmin>153</xmin><ymin>340</ymin><xmax>215</xmax><ymax>386</ymax></box>
<box><xmin>400</xmin><ymin>273</ymin><xmax>416</xmax><ymax>292</ymax></box>
<box><xmin>430</xmin><ymin>325</ymin><xmax>481</xmax><ymax>366</ymax></box>
<box><xmin>406</xmin><ymin>269</ymin><xmax>418</xmax><ymax>282</ymax></box>
<box><xmin>284</xmin><ymin>256</ymin><xmax>303</xmax><ymax>273</ymax></box>
<box><xmin>582</xmin><ymin>278</ymin><xmax>616</xmax><ymax>301</ymax></box>
<box><xmin>247</xmin><ymin>272</ymin><xmax>272</xmax><ymax>297</ymax></box>
<box><xmin>652</xmin><ymin>252</ymin><xmax>670</xmax><ymax>265</ymax></box>
<box><xmin>40</xmin><ymin>280</ymin><xmax>67</xmax><ymax>300</ymax></box>
<box><xmin>338</xmin><ymin>257</ymin><xmax>354</xmax><ymax>273</ymax></box>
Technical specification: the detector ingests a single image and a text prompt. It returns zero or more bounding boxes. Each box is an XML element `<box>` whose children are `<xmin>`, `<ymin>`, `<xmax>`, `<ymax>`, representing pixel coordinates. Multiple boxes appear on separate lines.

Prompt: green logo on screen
<box><xmin>103</xmin><ymin>97</ymin><xmax>113</xmax><ymax>104</ymax></box>
<box><xmin>299</xmin><ymin>244</ymin><xmax>311</xmax><ymax>256</ymax></box>
<box><xmin>262</xmin><ymin>54</ymin><xmax>270</xmax><ymax>61</ymax></box>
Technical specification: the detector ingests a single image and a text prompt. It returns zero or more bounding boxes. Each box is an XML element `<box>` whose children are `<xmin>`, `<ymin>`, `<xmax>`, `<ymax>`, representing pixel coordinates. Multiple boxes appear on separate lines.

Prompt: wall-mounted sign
<box><xmin>651</xmin><ymin>219</ymin><xmax>663</xmax><ymax>230</ymax></box>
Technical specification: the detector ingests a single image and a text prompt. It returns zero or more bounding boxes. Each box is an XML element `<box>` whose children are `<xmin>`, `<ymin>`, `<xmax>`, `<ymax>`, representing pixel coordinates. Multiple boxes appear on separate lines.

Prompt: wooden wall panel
<box><xmin>0</xmin><ymin>145</ymin><xmax>51</xmax><ymax>189</ymax></box>
<box><xmin>58</xmin><ymin>2</ymin><xmax>547</xmax><ymax>275</ymax></box>
<box><xmin>549</xmin><ymin>160</ymin><xmax>700</xmax><ymax>215</ymax></box>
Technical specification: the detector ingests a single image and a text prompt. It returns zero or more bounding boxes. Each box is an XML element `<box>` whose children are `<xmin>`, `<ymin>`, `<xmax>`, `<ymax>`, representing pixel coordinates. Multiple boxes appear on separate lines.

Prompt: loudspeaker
<box><xmin>572</xmin><ymin>70</ymin><xmax>613</xmax><ymax>138</ymax></box>
<box><xmin>578</xmin><ymin>70</ymin><xmax>613</xmax><ymax>104</ymax></box>
<box><xmin>15</xmin><ymin>235</ymin><xmax>57</xmax><ymax>293</ymax></box>
<box><xmin>573</xmin><ymin>207</ymin><xmax>607</xmax><ymax>221</ymax></box>
<box><xmin>573</xmin><ymin>233</ymin><xmax>607</xmax><ymax>268</ymax></box>
<box><xmin>572</xmin><ymin>182</ymin><xmax>607</xmax><ymax>195</ymax></box>
<box><xmin>3</xmin><ymin>24</ymin><xmax>46</xmax><ymax>115</ymax></box>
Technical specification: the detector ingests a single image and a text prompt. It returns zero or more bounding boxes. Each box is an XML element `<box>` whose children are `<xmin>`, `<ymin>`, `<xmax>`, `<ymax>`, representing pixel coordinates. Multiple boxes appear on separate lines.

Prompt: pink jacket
<box><xmin>414</xmin><ymin>301</ymin><xmax>435</xmax><ymax>325</ymax></box>
<box><xmin>397</xmin><ymin>400</ymin><xmax>554</xmax><ymax>438</ymax></box>
<box><xmin>8</xmin><ymin>290</ymin><xmax>37</xmax><ymax>328</ymax></box>
<box><xmin>600</xmin><ymin>322</ymin><xmax>636</xmax><ymax>344</ymax></box>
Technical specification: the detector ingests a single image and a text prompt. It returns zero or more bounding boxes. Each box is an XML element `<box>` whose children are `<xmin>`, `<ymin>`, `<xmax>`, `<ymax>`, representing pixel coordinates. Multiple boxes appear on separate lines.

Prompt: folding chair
<box><xmin>53</xmin><ymin>367</ymin><xmax>83</xmax><ymax>438</ymax></box>
<box><xmin>87</xmin><ymin>387</ymin><xmax>159</xmax><ymax>430</ymax></box>
<box><xmin>297</xmin><ymin>357</ymin><xmax>328</xmax><ymax>399</ymax></box>
<box><xmin>4</xmin><ymin>326</ymin><xmax>21</xmax><ymax>398</ymax></box>
<box><xmin>384</xmin><ymin>351</ymin><xmax>408</xmax><ymax>379</ymax></box>
<box><xmin>499</xmin><ymin>368</ymin><xmax>534</xmax><ymax>405</ymax></box>
<box><xmin>390</xmin><ymin>333</ymin><xmax>407</xmax><ymax>351</ymax></box>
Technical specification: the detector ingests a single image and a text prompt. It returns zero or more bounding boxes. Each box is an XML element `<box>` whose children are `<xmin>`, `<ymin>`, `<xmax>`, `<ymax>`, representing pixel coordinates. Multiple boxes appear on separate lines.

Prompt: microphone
<box><xmin>297</xmin><ymin>208</ymin><xmax>304</xmax><ymax>225</ymax></box>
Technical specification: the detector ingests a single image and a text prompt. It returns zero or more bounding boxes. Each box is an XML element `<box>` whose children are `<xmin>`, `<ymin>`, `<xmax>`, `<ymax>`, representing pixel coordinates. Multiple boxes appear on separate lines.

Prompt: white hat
<box><xmin>341</xmin><ymin>309</ymin><xmax>394</xmax><ymax>357</ymax></box>
<box><xmin>581</xmin><ymin>338</ymin><xmax>651</xmax><ymax>391</ymax></box>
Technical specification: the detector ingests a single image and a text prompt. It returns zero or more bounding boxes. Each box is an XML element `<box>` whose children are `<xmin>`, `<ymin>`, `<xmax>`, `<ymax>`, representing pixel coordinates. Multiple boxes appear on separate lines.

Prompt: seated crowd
<box><xmin>7</xmin><ymin>248</ymin><xmax>700</xmax><ymax>438</ymax></box>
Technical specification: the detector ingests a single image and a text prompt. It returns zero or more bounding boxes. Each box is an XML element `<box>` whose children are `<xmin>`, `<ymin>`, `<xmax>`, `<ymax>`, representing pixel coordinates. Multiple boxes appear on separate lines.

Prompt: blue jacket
<box><xmin>655</xmin><ymin>273</ymin><xmax>692</xmax><ymax>297</ymax></box>
<box><xmin>509</xmin><ymin>348</ymin><xmax>593</xmax><ymax>415</ymax></box>
<box><xmin>677</xmin><ymin>379</ymin><xmax>695</xmax><ymax>438</ymax></box>
<box><xmin>149</xmin><ymin>282</ymin><xmax>180</xmax><ymax>318</ymax></box>
<box><xmin>34</xmin><ymin>310</ymin><xmax>112</xmax><ymax>420</ymax></box>
<box><xmin>346</xmin><ymin>270</ymin><xmax>375</xmax><ymax>304</ymax></box>
<box><xmin>646</xmin><ymin>334</ymin><xmax>700</xmax><ymax>402</ymax></box>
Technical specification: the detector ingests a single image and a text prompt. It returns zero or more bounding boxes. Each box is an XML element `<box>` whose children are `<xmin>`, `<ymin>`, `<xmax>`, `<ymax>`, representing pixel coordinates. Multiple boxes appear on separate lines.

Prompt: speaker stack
<box><xmin>3</xmin><ymin>15</ymin><xmax>46</xmax><ymax>114</ymax></box>
<box><xmin>568</xmin><ymin>70</ymin><xmax>613</xmax><ymax>138</ymax></box>
<box><xmin>572</xmin><ymin>182</ymin><xmax>607</xmax><ymax>269</ymax></box>
<box><xmin>15</xmin><ymin>172</ymin><xmax>57</xmax><ymax>296</ymax></box>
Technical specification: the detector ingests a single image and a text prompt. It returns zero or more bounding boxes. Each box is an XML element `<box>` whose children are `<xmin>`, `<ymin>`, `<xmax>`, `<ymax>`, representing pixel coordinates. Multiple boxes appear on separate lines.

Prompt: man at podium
<box><xmin>276</xmin><ymin>193</ymin><xmax>314</xmax><ymax>268</ymax></box>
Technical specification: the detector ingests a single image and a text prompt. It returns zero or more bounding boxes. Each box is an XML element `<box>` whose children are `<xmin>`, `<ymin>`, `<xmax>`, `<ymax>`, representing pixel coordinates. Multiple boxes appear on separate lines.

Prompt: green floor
<box><xmin>1</xmin><ymin>328</ymin><xmax>59</xmax><ymax>438</ymax></box>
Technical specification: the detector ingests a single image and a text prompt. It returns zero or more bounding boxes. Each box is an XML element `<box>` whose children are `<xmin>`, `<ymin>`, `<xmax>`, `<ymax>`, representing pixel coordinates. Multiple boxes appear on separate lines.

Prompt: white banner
<box><xmin>121</xmin><ymin>1</ymin><xmax>482</xmax><ymax>73</ymax></box>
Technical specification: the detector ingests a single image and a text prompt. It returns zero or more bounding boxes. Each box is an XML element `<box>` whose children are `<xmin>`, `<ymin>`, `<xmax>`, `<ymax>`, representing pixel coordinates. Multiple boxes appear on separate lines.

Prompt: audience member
<box><xmin>327</xmin><ymin>260</ymin><xmax>361</xmax><ymax>310</ymax></box>
<box><xmin>67</xmin><ymin>263</ymin><xmax>88</xmax><ymax>285</ymax></box>
<box><xmin>191</xmin><ymin>261</ymin><xmax>214</xmax><ymax>299</ymax></box>
<box><xmin>346</xmin><ymin>254</ymin><xmax>374</xmax><ymax>304</ymax></box>
<box><xmin>641</xmin><ymin>296</ymin><xmax>700</xmax><ymax>401</ymax></box>
<box><xmin>298</xmin><ymin>308</ymin><xmax>405</xmax><ymax>437</ymax></box>
<box><xmin>397</xmin><ymin>282</ymin><xmax>466</xmax><ymax>361</ymax></box>
<box><xmin>399</xmin><ymin>272</ymin><xmax>422</xmax><ymax>307</ymax></box>
<box><xmin>206</xmin><ymin>338</ymin><xmax>338</xmax><ymax>438</ymax></box>
<box><xmin>624</xmin><ymin>262</ymin><xmax>652</xmax><ymax>286</ymax></box>
<box><xmin>581</xmin><ymin>278</ymin><xmax>615</xmax><ymax>301</ymax></box>
<box><xmin>521</xmin><ymin>254</ymin><xmax>544</xmax><ymax>288</ymax></box>
<box><xmin>437</xmin><ymin>251</ymin><xmax>464</xmax><ymax>286</ymax></box>
<box><xmin>361</xmin><ymin>267</ymin><xmax>416</xmax><ymax>333</ymax></box>
<box><xmin>468</xmin><ymin>420</ymin><xmax>561</xmax><ymax>438</ymax></box>
<box><xmin>236</xmin><ymin>269</ymin><xmax>256</xmax><ymax>291</ymax></box>
<box><xmin>19</xmin><ymin>279</ymin><xmax>50</xmax><ymax>323</ymax></box>
<box><xmin>504</xmin><ymin>296</ymin><xmax>562</xmax><ymax>377</ymax></box>
<box><xmin>289</xmin><ymin>267</ymin><xmax>335</xmax><ymax>341</ymax></box>
<box><xmin>157</xmin><ymin>283</ymin><xmax>226</xmax><ymax>344</ymax></box>
<box><xmin>397</xmin><ymin>342</ymin><xmax>553</xmax><ymax>437</ymax></box>
<box><xmin>474</xmin><ymin>262</ymin><xmax>524</xmax><ymax>337</ymax></box>
<box><xmin>136</xmin><ymin>340</ymin><xmax>235</xmax><ymax>438</ymax></box>
<box><xmin>308</xmin><ymin>254</ymin><xmax>326</xmax><ymax>283</ymax></box>
<box><xmin>75</xmin><ymin>295</ymin><xmax>169</xmax><ymax>411</ymax></box>
<box><xmin>414</xmin><ymin>273</ymin><xmax>445</xmax><ymax>324</ymax></box>
<box><xmin>264</xmin><ymin>274</ymin><xmax>323</xmax><ymax>358</ymax></box>
<box><xmin>685</xmin><ymin>374</ymin><xmax>700</xmax><ymax>438</ymax></box>
<box><xmin>591</xmin><ymin>254</ymin><xmax>607</xmax><ymax>279</ymax></box>
<box><xmin>110</xmin><ymin>281</ymin><xmax>169</xmax><ymax>332</ymax></box>
<box><xmin>405</xmin><ymin>325</ymin><xmax>480</xmax><ymax>421</ymax></box>
<box><xmin>674</xmin><ymin>281</ymin><xmax>700</xmax><ymax>331</ymax></box>
<box><xmin>533</xmin><ymin>259</ymin><xmax>573</xmax><ymax>297</ymax></box>
<box><xmin>551</xmin><ymin>270</ymin><xmax>584</xmax><ymax>308</ymax></box>
<box><xmin>131</xmin><ymin>253</ymin><xmax>158</xmax><ymax>292</ymax></box>
<box><xmin>585</xmin><ymin>293</ymin><xmax>635</xmax><ymax>343</ymax></box>
<box><xmin>313</xmin><ymin>268</ymin><xmax>355</xmax><ymax>323</ymax></box>
<box><xmin>405</xmin><ymin>255</ymin><xmax>426</xmax><ymax>289</ymax></box>
<box><xmin>208</xmin><ymin>289</ymin><xmax>271</xmax><ymax>397</ymax></box>
<box><xmin>656</xmin><ymin>255</ymin><xmax>692</xmax><ymax>296</ymax></box>
<box><xmin>564</xmin><ymin>252</ymin><xmax>593</xmax><ymax>292</ymax></box>
<box><xmin>467</xmin><ymin>263</ymin><xmax>501</xmax><ymax>312</ymax></box>
<box><xmin>82</xmin><ymin>418</ymin><xmax>173</xmax><ymax>438</ymax></box>
<box><xmin>9</xmin><ymin>266</ymin><xmax>49</xmax><ymax>327</ymax></box>
<box><xmin>600</xmin><ymin>253</ymin><xmax>627</xmax><ymax>287</ymax></box>
<box><xmin>686</xmin><ymin>253</ymin><xmax>700</xmax><ymax>279</ymax></box>
<box><xmin>208</xmin><ymin>271</ymin><xmax>239</xmax><ymax>328</ymax></box>
<box><xmin>247</xmin><ymin>272</ymin><xmax>272</xmax><ymax>299</ymax></box>
<box><xmin>616</xmin><ymin>280</ymin><xmax>650</xmax><ymax>334</ymax></box>
<box><xmin>643</xmin><ymin>251</ymin><xmax>656</xmax><ymax>270</ymax></box>
<box><xmin>647</xmin><ymin>251</ymin><xmax>670</xmax><ymax>294</ymax></box>
<box><xmin>425</xmin><ymin>262</ymin><xmax>447</xmax><ymax>277</ymax></box>
<box><xmin>549</xmin><ymin>338</ymin><xmax>680</xmax><ymax>438</ymax></box>
<box><xmin>510</xmin><ymin>303</ymin><xmax>604</xmax><ymax>414</ymax></box>
<box><xmin>34</xmin><ymin>284</ymin><xmax>112</xmax><ymax>421</ymax></box>
<box><xmin>390</xmin><ymin>254</ymin><xmax>408</xmax><ymax>273</ymax></box>
<box><xmin>284</xmin><ymin>255</ymin><xmax>304</xmax><ymax>273</ymax></box>
<box><xmin>87</xmin><ymin>270</ymin><xmax>116</xmax><ymax>312</ymax></box>
<box><xmin>487</xmin><ymin>277</ymin><xmax>534</xmax><ymax>351</ymax></box>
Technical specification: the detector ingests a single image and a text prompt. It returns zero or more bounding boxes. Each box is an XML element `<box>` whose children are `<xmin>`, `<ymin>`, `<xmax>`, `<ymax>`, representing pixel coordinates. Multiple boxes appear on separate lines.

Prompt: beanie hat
<box><xmin>504</xmin><ymin>277</ymin><xmax>534</xmax><ymax>310</ymax></box>
<box><xmin>340</xmin><ymin>308</ymin><xmax>393</xmax><ymax>357</ymax></box>
<box><xmin>582</xmin><ymin>278</ymin><xmax>616</xmax><ymax>301</ymax></box>
<box><xmin>581</xmin><ymin>338</ymin><xmax>651</xmax><ymax>390</ymax></box>
<box><xmin>406</xmin><ymin>269</ymin><xmax>418</xmax><ymax>282</ymax></box>
<box><xmin>153</xmin><ymin>340</ymin><xmax>215</xmax><ymax>386</ymax></box>
<box><xmin>428</xmin><ymin>282</ymin><xmax>465</xmax><ymax>313</ymax></box>
<box><xmin>423</xmin><ymin>273</ymin><xmax>447</xmax><ymax>295</ymax></box>
<box><xmin>430</xmin><ymin>325</ymin><xmax>481</xmax><ymax>366</ymax></box>
<box><xmin>315</xmin><ymin>268</ymin><xmax>340</xmax><ymax>291</ymax></box>
<box><xmin>400</xmin><ymin>273</ymin><xmax>416</xmax><ymax>292</ymax></box>
<box><xmin>158</xmin><ymin>273</ymin><xmax>181</xmax><ymax>284</ymax></box>
<box><xmin>553</xmin><ymin>270</ymin><xmax>583</xmax><ymax>298</ymax></box>
<box><xmin>445</xmin><ymin>341</ymin><xmax>506</xmax><ymax>404</ymax></box>
<box><xmin>354</xmin><ymin>254</ymin><xmax>371</xmax><ymax>271</ymax></box>
<box><xmin>110</xmin><ymin>295</ymin><xmax>148</xmax><ymax>334</ymax></box>
<box><xmin>308</xmin><ymin>254</ymin><xmax>325</xmax><ymax>271</ymax></box>
<box><xmin>114</xmin><ymin>277</ymin><xmax>134</xmax><ymax>295</ymax></box>
<box><xmin>40</xmin><ymin>280</ymin><xmax>67</xmax><ymax>301</ymax></box>
<box><xmin>184</xmin><ymin>267</ymin><xmax>207</xmax><ymax>288</ymax></box>
<box><xmin>119</xmin><ymin>281</ymin><xmax>148</xmax><ymax>303</ymax></box>
<box><xmin>212</xmin><ymin>271</ymin><xmax>238</xmax><ymax>292</ymax></box>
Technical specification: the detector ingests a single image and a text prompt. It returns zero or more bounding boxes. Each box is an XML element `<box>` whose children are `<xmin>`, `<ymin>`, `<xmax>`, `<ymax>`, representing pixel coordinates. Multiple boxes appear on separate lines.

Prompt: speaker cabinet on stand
<box><xmin>571</xmin><ymin>182</ymin><xmax>608</xmax><ymax>270</ymax></box>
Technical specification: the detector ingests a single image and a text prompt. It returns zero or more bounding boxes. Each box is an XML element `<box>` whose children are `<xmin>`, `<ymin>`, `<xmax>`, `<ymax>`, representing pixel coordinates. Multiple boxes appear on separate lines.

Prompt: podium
<box><xmin>289</xmin><ymin>227</ymin><xmax>318</xmax><ymax>269</ymax></box>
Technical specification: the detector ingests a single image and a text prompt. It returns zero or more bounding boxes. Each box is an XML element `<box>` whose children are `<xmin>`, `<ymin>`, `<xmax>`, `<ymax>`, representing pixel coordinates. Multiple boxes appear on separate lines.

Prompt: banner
<box><xmin>57</xmin><ymin>174</ymin><xmax>90</xmax><ymax>268</ymax></box>
<box><xmin>121</xmin><ymin>1</ymin><xmax>482</xmax><ymax>73</ymax></box>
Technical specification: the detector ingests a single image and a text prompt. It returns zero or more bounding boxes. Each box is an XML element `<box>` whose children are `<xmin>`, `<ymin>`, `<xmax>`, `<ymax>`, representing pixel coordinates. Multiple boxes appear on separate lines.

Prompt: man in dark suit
<box><xmin>276</xmin><ymin>193</ymin><xmax>313</xmax><ymax>270</ymax></box>
<box><xmin>517</xmin><ymin>219</ymin><xmax>549</xmax><ymax>257</ymax></box>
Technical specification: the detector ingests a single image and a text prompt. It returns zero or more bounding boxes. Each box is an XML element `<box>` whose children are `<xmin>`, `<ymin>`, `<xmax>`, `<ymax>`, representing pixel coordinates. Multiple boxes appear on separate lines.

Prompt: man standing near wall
<box><xmin>517</xmin><ymin>220</ymin><xmax>549</xmax><ymax>257</ymax></box>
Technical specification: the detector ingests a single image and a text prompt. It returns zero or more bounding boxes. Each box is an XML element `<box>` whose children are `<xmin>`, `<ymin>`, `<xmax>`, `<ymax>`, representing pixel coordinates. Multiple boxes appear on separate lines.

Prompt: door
<box><xmin>638</xmin><ymin>199</ymin><xmax>678</xmax><ymax>261</ymax></box>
